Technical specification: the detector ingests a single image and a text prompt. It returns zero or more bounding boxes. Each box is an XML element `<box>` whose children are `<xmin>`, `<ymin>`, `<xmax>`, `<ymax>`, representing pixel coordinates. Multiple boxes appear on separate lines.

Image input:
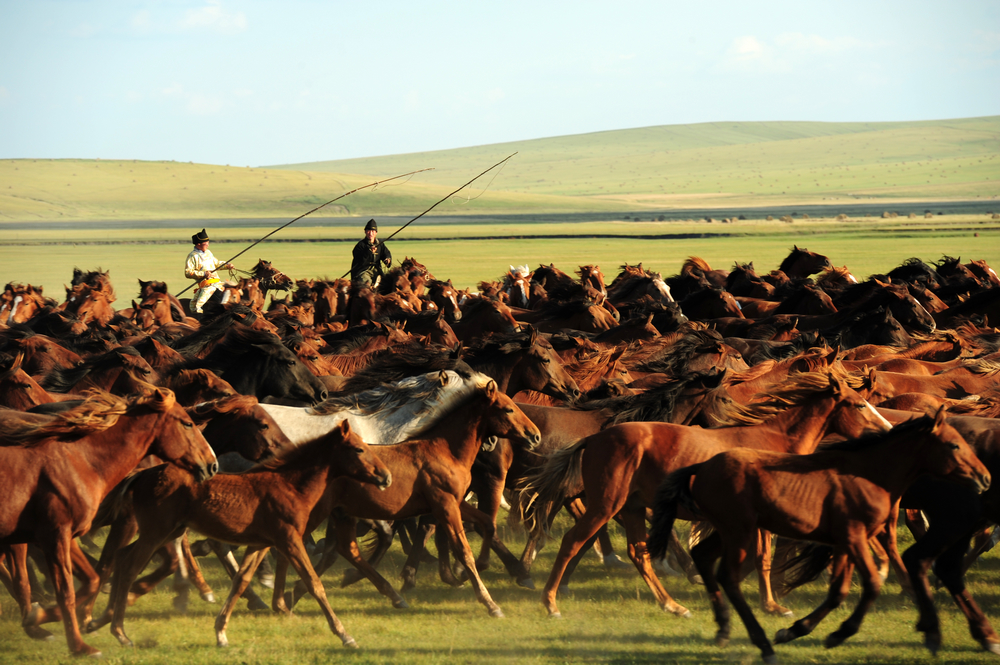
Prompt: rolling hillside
<box><xmin>1</xmin><ymin>117</ymin><xmax>997</xmax><ymax>222</ymax></box>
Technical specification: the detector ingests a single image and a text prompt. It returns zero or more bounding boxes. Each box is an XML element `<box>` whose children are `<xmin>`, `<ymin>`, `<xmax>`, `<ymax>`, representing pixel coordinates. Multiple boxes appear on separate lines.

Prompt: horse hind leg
<box><xmin>330</xmin><ymin>515</ymin><xmax>409</xmax><ymax>609</ymax></box>
<box><xmin>691</xmin><ymin>531</ymin><xmax>730</xmax><ymax>647</ymax></box>
<box><xmin>755</xmin><ymin>529</ymin><xmax>793</xmax><ymax>617</ymax></box>
<box><xmin>215</xmin><ymin>547</ymin><xmax>270</xmax><ymax>648</ymax></box>
<box><xmin>277</xmin><ymin>536</ymin><xmax>357</xmax><ymax>648</ymax></box>
<box><xmin>715</xmin><ymin>535</ymin><xmax>776</xmax><ymax>664</ymax></box>
<box><xmin>2</xmin><ymin>544</ymin><xmax>55</xmax><ymax>641</ymax></box>
<box><xmin>341</xmin><ymin>519</ymin><xmax>393</xmax><ymax>587</ymax></box>
<box><xmin>823</xmin><ymin>536</ymin><xmax>885</xmax><ymax>649</ymax></box>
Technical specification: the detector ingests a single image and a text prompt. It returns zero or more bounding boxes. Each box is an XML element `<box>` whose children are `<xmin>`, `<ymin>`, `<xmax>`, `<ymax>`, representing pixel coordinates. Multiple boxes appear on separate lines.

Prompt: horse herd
<box><xmin>1</xmin><ymin>247</ymin><xmax>999</xmax><ymax>662</ymax></box>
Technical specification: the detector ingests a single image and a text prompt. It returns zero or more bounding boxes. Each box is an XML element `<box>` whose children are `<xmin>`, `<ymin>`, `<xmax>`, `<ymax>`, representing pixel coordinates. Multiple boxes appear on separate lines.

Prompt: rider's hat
<box><xmin>191</xmin><ymin>228</ymin><xmax>210</xmax><ymax>245</ymax></box>
<box><xmin>364</xmin><ymin>219</ymin><xmax>378</xmax><ymax>232</ymax></box>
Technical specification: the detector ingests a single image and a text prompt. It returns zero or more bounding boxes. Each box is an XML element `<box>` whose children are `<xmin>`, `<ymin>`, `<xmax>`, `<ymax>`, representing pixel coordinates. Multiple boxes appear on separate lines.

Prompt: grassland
<box><xmin>1</xmin><ymin>117</ymin><xmax>997</xmax><ymax>221</ymax></box>
<box><xmin>2</xmin><ymin>214</ymin><xmax>998</xmax><ymax>302</ymax></box>
<box><xmin>2</xmin><ymin>518</ymin><xmax>999</xmax><ymax>665</ymax></box>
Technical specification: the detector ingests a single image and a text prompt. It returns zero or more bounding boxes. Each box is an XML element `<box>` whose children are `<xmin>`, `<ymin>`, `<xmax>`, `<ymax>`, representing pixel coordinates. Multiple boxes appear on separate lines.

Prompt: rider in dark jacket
<box><xmin>351</xmin><ymin>219</ymin><xmax>392</xmax><ymax>288</ymax></box>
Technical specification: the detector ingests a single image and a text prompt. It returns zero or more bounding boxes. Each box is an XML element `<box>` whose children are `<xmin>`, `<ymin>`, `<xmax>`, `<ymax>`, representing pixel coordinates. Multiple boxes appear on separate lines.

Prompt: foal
<box><xmin>105</xmin><ymin>420</ymin><xmax>391</xmax><ymax>649</ymax></box>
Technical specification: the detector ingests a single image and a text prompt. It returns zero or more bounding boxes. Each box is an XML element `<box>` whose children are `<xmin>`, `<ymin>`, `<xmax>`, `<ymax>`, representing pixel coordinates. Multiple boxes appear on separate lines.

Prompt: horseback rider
<box><xmin>351</xmin><ymin>219</ymin><xmax>392</xmax><ymax>289</ymax></box>
<box><xmin>184</xmin><ymin>228</ymin><xmax>233</xmax><ymax>314</ymax></box>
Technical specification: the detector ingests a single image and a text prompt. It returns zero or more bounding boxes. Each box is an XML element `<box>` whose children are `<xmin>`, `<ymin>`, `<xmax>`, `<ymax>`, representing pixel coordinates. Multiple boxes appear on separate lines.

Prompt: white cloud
<box><xmin>719</xmin><ymin>36</ymin><xmax>790</xmax><ymax>73</ymax></box>
<box><xmin>180</xmin><ymin>1</ymin><xmax>248</xmax><ymax>34</ymax></box>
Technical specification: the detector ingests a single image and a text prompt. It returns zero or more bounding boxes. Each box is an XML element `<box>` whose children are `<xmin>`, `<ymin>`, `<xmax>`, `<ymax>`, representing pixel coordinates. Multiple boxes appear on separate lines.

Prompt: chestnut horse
<box><xmin>649</xmin><ymin>410</ymin><xmax>990</xmax><ymax>663</ymax></box>
<box><xmin>0</xmin><ymin>388</ymin><xmax>218</xmax><ymax>656</ymax></box>
<box><xmin>519</xmin><ymin>370</ymin><xmax>892</xmax><ymax>619</ymax></box>
<box><xmin>278</xmin><ymin>374</ymin><xmax>541</xmax><ymax>618</ymax></box>
<box><xmin>105</xmin><ymin>420</ymin><xmax>391</xmax><ymax>649</ymax></box>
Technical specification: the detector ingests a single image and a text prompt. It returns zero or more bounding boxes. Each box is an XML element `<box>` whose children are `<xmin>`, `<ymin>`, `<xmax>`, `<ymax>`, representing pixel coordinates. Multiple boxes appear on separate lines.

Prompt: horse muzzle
<box><xmin>377</xmin><ymin>471</ymin><xmax>393</xmax><ymax>491</ymax></box>
<box><xmin>195</xmin><ymin>461</ymin><xmax>219</xmax><ymax>482</ymax></box>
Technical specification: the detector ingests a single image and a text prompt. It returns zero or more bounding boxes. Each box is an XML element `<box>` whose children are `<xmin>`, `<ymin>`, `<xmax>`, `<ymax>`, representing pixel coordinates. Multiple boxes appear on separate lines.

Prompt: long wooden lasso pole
<box><xmin>174</xmin><ymin>167</ymin><xmax>434</xmax><ymax>298</ymax></box>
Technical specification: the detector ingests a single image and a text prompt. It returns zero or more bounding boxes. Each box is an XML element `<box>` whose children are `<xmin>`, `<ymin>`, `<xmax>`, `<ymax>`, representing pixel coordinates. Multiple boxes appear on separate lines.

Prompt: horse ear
<box><xmin>153</xmin><ymin>387</ymin><xmax>176</xmax><ymax>410</ymax></box>
<box><xmin>485</xmin><ymin>379</ymin><xmax>497</xmax><ymax>397</ymax></box>
<box><xmin>526</xmin><ymin>325</ymin><xmax>537</xmax><ymax>346</ymax></box>
<box><xmin>336</xmin><ymin>419</ymin><xmax>352</xmax><ymax>438</ymax></box>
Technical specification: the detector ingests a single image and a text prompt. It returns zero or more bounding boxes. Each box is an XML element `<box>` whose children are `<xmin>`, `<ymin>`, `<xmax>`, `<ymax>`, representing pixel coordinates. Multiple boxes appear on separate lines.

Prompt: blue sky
<box><xmin>1</xmin><ymin>0</ymin><xmax>997</xmax><ymax>166</ymax></box>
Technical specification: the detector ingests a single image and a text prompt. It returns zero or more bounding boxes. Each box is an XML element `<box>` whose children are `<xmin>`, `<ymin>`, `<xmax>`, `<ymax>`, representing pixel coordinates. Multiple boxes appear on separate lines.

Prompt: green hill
<box><xmin>1</xmin><ymin>117</ymin><xmax>997</xmax><ymax>222</ymax></box>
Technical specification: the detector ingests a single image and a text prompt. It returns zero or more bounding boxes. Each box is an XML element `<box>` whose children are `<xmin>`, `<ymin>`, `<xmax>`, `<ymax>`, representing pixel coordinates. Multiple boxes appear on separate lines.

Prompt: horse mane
<box><xmin>40</xmin><ymin>346</ymin><xmax>144</xmax><ymax>393</ymax></box>
<box><xmin>778</xmin><ymin>246</ymin><xmax>813</xmax><ymax>273</ymax></box>
<box><xmin>188</xmin><ymin>394</ymin><xmax>259</xmax><ymax>420</ymax></box>
<box><xmin>1</xmin><ymin>390</ymin><xmax>130</xmax><ymax>445</ymax></box>
<box><xmin>706</xmin><ymin>370</ymin><xmax>844</xmax><ymax>427</ymax></box>
<box><xmin>170</xmin><ymin>305</ymin><xmax>261</xmax><ymax>358</ymax></box>
<box><xmin>958</xmin><ymin>358</ymin><xmax>1000</xmax><ymax>375</ymax></box>
<box><xmin>338</xmin><ymin>346</ymin><xmax>471</xmax><ymax>394</ymax></box>
<box><xmin>817</xmin><ymin>414</ymin><xmax>935</xmax><ymax>454</ymax></box>
<box><xmin>462</xmin><ymin>329</ymin><xmax>543</xmax><ymax>377</ymax></box>
<box><xmin>634</xmin><ymin>327</ymin><xmax>725</xmax><ymax>375</ymax></box>
<box><xmin>683</xmin><ymin>257</ymin><xmax>713</xmax><ymax>274</ymax></box>
<box><xmin>312</xmin><ymin>370</ymin><xmax>478</xmax><ymax>423</ymax></box>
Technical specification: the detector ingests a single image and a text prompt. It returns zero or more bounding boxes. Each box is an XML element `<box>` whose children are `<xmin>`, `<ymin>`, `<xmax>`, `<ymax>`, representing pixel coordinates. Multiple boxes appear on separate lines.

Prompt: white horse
<box><xmin>261</xmin><ymin>369</ymin><xmax>487</xmax><ymax>446</ymax></box>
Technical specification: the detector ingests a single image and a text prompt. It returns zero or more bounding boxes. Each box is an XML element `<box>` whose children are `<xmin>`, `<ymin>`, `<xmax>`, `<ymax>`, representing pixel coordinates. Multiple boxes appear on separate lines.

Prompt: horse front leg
<box><xmin>540</xmin><ymin>505</ymin><xmax>616</xmax><ymax>617</ymax></box>
<box><xmin>41</xmin><ymin>531</ymin><xmax>99</xmax><ymax>656</ymax></box>
<box><xmin>3</xmin><ymin>544</ymin><xmax>54</xmax><ymax>641</ymax></box>
<box><xmin>469</xmin><ymin>482</ymin><xmax>535</xmax><ymax>588</ymax></box>
<box><xmin>210</xmin><ymin>541</ymin><xmax>268</xmax><ymax>611</ymax></box>
<box><xmin>180</xmin><ymin>532</ymin><xmax>215</xmax><ymax>603</ymax></box>
<box><xmin>620</xmin><ymin>508</ymin><xmax>690</xmax><ymax>618</ymax></box>
<box><xmin>275</xmin><ymin>534</ymin><xmax>357</xmax><ymax>649</ymax></box>
<box><xmin>755</xmin><ymin>529</ymin><xmax>793</xmax><ymax>617</ymax></box>
<box><xmin>775</xmin><ymin>551</ymin><xmax>853</xmax><ymax>644</ymax></box>
<box><xmin>934</xmin><ymin>534</ymin><xmax>1000</xmax><ymax>654</ymax></box>
<box><xmin>432</xmin><ymin>495</ymin><xmax>504</xmax><ymax>618</ymax></box>
<box><xmin>83</xmin><ymin>511</ymin><xmax>137</xmax><ymax>633</ymax></box>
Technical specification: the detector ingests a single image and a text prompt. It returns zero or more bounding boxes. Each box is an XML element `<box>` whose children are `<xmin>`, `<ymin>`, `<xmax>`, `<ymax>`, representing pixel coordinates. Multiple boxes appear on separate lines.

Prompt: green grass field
<box><xmin>2</xmin><ymin>215</ymin><xmax>997</xmax><ymax>302</ymax></box>
<box><xmin>3</xmin><ymin>518</ymin><xmax>998</xmax><ymax>665</ymax></box>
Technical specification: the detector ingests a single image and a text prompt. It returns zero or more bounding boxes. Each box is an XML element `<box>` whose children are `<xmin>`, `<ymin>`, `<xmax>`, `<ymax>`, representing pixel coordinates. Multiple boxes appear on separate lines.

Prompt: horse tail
<box><xmin>648</xmin><ymin>463</ymin><xmax>703</xmax><ymax>560</ymax></box>
<box><xmin>774</xmin><ymin>542</ymin><xmax>834</xmax><ymax>595</ymax></box>
<box><xmin>517</xmin><ymin>438</ymin><xmax>588</xmax><ymax>542</ymax></box>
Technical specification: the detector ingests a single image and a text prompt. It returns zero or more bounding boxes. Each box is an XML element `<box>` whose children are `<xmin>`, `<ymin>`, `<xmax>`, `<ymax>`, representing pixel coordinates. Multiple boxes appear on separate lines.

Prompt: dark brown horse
<box><xmin>0</xmin><ymin>389</ymin><xmax>218</xmax><ymax>656</ymax></box>
<box><xmin>648</xmin><ymin>409</ymin><xmax>990</xmax><ymax>663</ymax></box>
<box><xmin>105</xmin><ymin>419</ymin><xmax>391</xmax><ymax>649</ymax></box>
<box><xmin>519</xmin><ymin>371</ymin><xmax>892</xmax><ymax>619</ymax></box>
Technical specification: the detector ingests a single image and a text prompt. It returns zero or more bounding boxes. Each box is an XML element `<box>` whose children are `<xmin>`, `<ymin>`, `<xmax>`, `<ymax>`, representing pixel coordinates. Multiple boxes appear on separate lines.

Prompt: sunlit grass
<box><xmin>3</xmin><ymin>517</ymin><xmax>998</xmax><ymax>664</ymax></box>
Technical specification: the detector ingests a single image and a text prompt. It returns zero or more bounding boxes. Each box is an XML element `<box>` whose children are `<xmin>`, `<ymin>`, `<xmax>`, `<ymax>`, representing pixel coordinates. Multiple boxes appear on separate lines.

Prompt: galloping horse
<box><xmin>277</xmin><ymin>373</ymin><xmax>541</xmax><ymax>618</ymax></box>
<box><xmin>648</xmin><ymin>410</ymin><xmax>990</xmax><ymax>663</ymax></box>
<box><xmin>104</xmin><ymin>420</ymin><xmax>391</xmax><ymax>649</ymax></box>
<box><xmin>519</xmin><ymin>371</ymin><xmax>892</xmax><ymax>619</ymax></box>
<box><xmin>0</xmin><ymin>389</ymin><xmax>218</xmax><ymax>656</ymax></box>
<box><xmin>777</xmin><ymin>245</ymin><xmax>832</xmax><ymax>279</ymax></box>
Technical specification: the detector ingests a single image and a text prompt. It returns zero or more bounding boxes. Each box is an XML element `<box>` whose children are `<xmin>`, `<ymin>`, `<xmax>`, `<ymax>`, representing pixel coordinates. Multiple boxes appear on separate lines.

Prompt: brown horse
<box><xmin>519</xmin><ymin>370</ymin><xmax>892</xmax><ymax>619</ymax></box>
<box><xmin>0</xmin><ymin>388</ymin><xmax>218</xmax><ymax>656</ymax></box>
<box><xmin>463</xmin><ymin>328</ymin><xmax>581</xmax><ymax>402</ymax></box>
<box><xmin>104</xmin><ymin>419</ymin><xmax>391</xmax><ymax>649</ymax></box>
<box><xmin>0</xmin><ymin>352</ymin><xmax>58</xmax><ymax>409</ymax></box>
<box><xmin>648</xmin><ymin>409</ymin><xmax>990</xmax><ymax>663</ymax></box>
<box><xmin>279</xmin><ymin>374</ymin><xmax>541</xmax><ymax>618</ymax></box>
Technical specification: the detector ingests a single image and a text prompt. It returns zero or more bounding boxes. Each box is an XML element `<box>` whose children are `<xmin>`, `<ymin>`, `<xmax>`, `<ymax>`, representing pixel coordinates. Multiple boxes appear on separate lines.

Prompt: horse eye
<box><xmin>503</xmin><ymin>407</ymin><xmax>514</xmax><ymax>414</ymax></box>
<box><xmin>181</xmin><ymin>421</ymin><xmax>194</xmax><ymax>429</ymax></box>
<box><xmin>950</xmin><ymin>443</ymin><xmax>960</xmax><ymax>451</ymax></box>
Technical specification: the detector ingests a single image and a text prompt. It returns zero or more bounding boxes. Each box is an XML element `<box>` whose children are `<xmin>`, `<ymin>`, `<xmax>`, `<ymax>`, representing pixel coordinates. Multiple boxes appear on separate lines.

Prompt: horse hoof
<box><xmin>115</xmin><ymin>635</ymin><xmax>134</xmax><ymax>648</ymax></box>
<box><xmin>604</xmin><ymin>554</ymin><xmax>632</xmax><ymax>570</ymax></box>
<box><xmin>201</xmin><ymin>592</ymin><xmax>216</xmax><ymax>603</ymax></box>
<box><xmin>517</xmin><ymin>577</ymin><xmax>536</xmax><ymax>590</ymax></box>
<box><xmin>548</xmin><ymin>611</ymin><xmax>562</xmax><ymax>619</ymax></box>
<box><xmin>247</xmin><ymin>597</ymin><xmax>268</xmax><ymax>611</ymax></box>
<box><xmin>715</xmin><ymin>634</ymin><xmax>729</xmax><ymax>648</ymax></box>
<box><xmin>216</xmin><ymin>636</ymin><xmax>229</xmax><ymax>648</ymax></box>
<box><xmin>490</xmin><ymin>608</ymin><xmax>505</xmax><ymax>618</ymax></box>
<box><xmin>981</xmin><ymin>640</ymin><xmax>1000</xmax><ymax>655</ymax></box>
<box><xmin>393</xmin><ymin>599</ymin><xmax>409</xmax><ymax>609</ymax></box>
<box><xmin>774</xmin><ymin>628</ymin><xmax>794</xmax><ymax>644</ymax></box>
<box><xmin>763</xmin><ymin>654</ymin><xmax>780</xmax><ymax>665</ymax></box>
<box><xmin>924</xmin><ymin>633</ymin><xmax>941</xmax><ymax>656</ymax></box>
<box><xmin>342</xmin><ymin>636</ymin><xmax>358</xmax><ymax>649</ymax></box>
<box><xmin>823</xmin><ymin>633</ymin><xmax>845</xmax><ymax>649</ymax></box>
<box><xmin>688</xmin><ymin>575</ymin><xmax>704</xmax><ymax>585</ymax></box>
<box><xmin>258</xmin><ymin>574</ymin><xmax>274</xmax><ymax>590</ymax></box>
